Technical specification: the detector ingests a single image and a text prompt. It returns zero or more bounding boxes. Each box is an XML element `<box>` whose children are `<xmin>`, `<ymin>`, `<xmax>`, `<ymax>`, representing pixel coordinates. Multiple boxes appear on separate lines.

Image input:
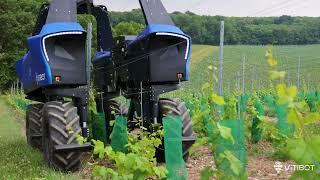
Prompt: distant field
<box><xmin>180</xmin><ymin>44</ymin><xmax>320</xmax><ymax>94</ymax></box>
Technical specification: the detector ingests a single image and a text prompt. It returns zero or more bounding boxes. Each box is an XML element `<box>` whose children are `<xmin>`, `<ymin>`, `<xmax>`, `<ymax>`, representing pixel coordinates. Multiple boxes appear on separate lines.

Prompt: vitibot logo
<box><xmin>274</xmin><ymin>161</ymin><xmax>283</xmax><ymax>174</ymax></box>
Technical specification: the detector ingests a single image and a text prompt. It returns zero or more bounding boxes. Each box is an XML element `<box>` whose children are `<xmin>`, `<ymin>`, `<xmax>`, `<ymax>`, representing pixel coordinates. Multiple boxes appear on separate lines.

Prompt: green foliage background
<box><xmin>0</xmin><ymin>0</ymin><xmax>46</xmax><ymax>91</ymax></box>
<box><xmin>111</xmin><ymin>10</ymin><xmax>320</xmax><ymax>46</ymax></box>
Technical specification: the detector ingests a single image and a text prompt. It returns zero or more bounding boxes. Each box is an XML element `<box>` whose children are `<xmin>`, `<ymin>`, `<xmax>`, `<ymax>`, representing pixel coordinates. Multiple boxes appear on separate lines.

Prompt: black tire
<box><xmin>173</xmin><ymin>98</ymin><xmax>195</xmax><ymax>160</ymax></box>
<box><xmin>42</xmin><ymin>101</ymin><xmax>82</xmax><ymax>171</ymax></box>
<box><xmin>103</xmin><ymin>100</ymin><xmax>128</xmax><ymax>142</ymax></box>
<box><xmin>106</xmin><ymin>100</ymin><xmax>128</xmax><ymax>116</ymax></box>
<box><xmin>157</xmin><ymin>98</ymin><xmax>195</xmax><ymax>162</ymax></box>
<box><xmin>26</xmin><ymin>104</ymin><xmax>44</xmax><ymax>150</ymax></box>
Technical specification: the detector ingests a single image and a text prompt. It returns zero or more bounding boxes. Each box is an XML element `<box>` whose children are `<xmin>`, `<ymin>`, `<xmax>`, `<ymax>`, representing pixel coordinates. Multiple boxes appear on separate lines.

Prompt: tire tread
<box><xmin>43</xmin><ymin>101</ymin><xmax>82</xmax><ymax>171</ymax></box>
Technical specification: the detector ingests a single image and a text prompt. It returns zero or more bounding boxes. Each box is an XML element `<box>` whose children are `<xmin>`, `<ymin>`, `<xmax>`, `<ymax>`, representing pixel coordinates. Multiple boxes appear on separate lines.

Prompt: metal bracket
<box><xmin>43</xmin><ymin>86</ymin><xmax>89</xmax><ymax>102</ymax></box>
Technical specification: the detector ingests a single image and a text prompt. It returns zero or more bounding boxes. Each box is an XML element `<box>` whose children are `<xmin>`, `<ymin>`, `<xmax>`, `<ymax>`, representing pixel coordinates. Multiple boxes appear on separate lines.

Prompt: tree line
<box><xmin>1</xmin><ymin>0</ymin><xmax>320</xmax><ymax>91</ymax></box>
<box><xmin>110</xmin><ymin>10</ymin><xmax>320</xmax><ymax>45</ymax></box>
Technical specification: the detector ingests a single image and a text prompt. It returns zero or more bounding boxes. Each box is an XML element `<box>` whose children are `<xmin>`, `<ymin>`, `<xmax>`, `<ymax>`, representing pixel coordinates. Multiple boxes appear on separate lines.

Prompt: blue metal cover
<box><xmin>130</xmin><ymin>23</ymin><xmax>192</xmax><ymax>80</ymax></box>
<box><xmin>16</xmin><ymin>22</ymin><xmax>85</xmax><ymax>92</ymax></box>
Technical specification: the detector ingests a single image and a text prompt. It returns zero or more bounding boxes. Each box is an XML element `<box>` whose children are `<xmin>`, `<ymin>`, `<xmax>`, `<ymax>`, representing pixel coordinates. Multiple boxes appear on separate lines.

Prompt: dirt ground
<box><xmin>186</xmin><ymin>146</ymin><xmax>215</xmax><ymax>180</ymax></box>
<box><xmin>247</xmin><ymin>156</ymin><xmax>293</xmax><ymax>180</ymax></box>
<box><xmin>186</xmin><ymin>141</ymin><xmax>294</xmax><ymax>180</ymax></box>
<box><xmin>79</xmin><ymin>141</ymin><xmax>294</xmax><ymax>180</ymax></box>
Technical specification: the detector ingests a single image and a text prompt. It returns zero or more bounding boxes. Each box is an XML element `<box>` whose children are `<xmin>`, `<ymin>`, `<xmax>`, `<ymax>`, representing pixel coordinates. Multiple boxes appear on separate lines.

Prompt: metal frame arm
<box><xmin>32</xmin><ymin>2</ymin><xmax>113</xmax><ymax>52</ymax></box>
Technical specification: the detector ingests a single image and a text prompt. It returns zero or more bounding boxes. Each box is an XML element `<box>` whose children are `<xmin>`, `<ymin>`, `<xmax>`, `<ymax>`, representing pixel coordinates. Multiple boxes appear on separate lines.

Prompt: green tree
<box><xmin>113</xmin><ymin>21</ymin><xmax>144</xmax><ymax>36</ymax></box>
<box><xmin>0</xmin><ymin>0</ymin><xmax>46</xmax><ymax>92</ymax></box>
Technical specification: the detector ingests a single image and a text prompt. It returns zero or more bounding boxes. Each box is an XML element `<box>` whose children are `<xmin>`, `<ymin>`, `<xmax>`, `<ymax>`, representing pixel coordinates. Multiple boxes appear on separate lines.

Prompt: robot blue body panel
<box><xmin>16</xmin><ymin>23</ymin><xmax>85</xmax><ymax>93</ymax></box>
<box><xmin>130</xmin><ymin>24</ymin><xmax>192</xmax><ymax>80</ymax></box>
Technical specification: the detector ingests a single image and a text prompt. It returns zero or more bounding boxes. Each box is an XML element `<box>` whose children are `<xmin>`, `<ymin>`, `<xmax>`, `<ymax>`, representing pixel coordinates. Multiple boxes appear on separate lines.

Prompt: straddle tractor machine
<box><xmin>15</xmin><ymin>0</ymin><xmax>196</xmax><ymax>171</ymax></box>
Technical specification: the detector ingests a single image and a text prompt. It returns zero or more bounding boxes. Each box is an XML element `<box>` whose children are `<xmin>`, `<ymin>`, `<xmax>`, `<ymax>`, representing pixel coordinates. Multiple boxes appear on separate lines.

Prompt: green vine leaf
<box><xmin>211</xmin><ymin>94</ymin><xmax>225</xmax><ymax>105</ymax></box>
<box><xmin>93</xmin><ymin>165</ymin><xmax>109</xmax><ymax>178</ymax></box>
<box><xmin>269</xmin><ymin>71</ymin><xmax>286</xmax><ymax>80</ymax></box>
<box><xmin>200</xmin><ymin>167</ymin><xmax>216</xmax><ymax>180</ymax></box>
<box><xmin>304</xmin><ymin>113</ymin><xmax>320</xmax><ymax>125</ymax></box>
<box><xmin>267</xmin><ymin>57</ymin><xmax>278</xmax><ymax>67</ymax></box>
<box><xmin>287</xmin><ymin>108</ymin><xmax>302</xmax><ymax>130</ymax></box>
<box><xmin>217</xmin><ymin>123</ymin><xmax>234</xmax><ymax>144</ymax></box>
<box><xmin>219</xmin><ymin>151</ymin><xmax>242</xmax><ymax>176</ymax></box>
<box><xmin>92</xmin><ymin>140</ymin><xmax>106</xmax><ymax>159</ymax></box>
<box><xmin>202</xmin><ymin>82</ymin><xmax>211</xmax><ymax>90</ymax></box>
<box><xmin>276</xmin><ymin>84</ymin><xmax>297</xmax><ymax>106</ymax></box>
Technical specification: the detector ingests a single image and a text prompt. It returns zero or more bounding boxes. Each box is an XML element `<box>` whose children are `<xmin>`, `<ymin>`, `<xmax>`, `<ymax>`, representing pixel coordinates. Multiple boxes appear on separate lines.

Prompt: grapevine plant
<box><xmin>73</xmin><ymin>128</ymin><xmax>166</xmax><ymax>180</ymax></box>
<box><xmin>91</xmin><ymin>130</ymin><xmax>167</xmax><ymax>180</ymax></box>
<box><xmin>260</xmin><ymin>48</ymin><xmax>320</xmax><ymax>178</ymax></box>
<box><xmin>186</xmin><ymin>66</ymin><xmax>244</xmax><ymax>180</ymax></box>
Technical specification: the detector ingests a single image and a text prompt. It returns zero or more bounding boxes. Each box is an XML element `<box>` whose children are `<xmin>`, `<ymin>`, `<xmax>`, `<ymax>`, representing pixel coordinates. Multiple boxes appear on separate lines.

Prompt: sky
<box><xmin>94</xmin><ymin>0</ymin><xmax>320</xmax><ymax>17</ymax></box>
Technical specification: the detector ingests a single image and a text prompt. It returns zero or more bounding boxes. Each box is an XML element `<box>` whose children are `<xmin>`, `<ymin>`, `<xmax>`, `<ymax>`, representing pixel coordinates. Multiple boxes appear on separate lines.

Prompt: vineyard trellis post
<box><xmin>16</xmin><ymin>80</ymin><xmax>19</xmax><ymax>94</ymax></box>
<box><xmin>237</xmin><ymin>72</ymin><xmax>241</xmax><ymax>92</ymax></box>
<box><xmin>218</xmin><ymin>21</ymin><xmax>224</xmax><ymax>96</ymax></box>
<box><xmin>237</xmin><ymin>71</ymin><xmax>241</xmax><ymax>119</ymax></box>
<box><xmin>10</xmin><ymin>84</ymin><xmax>13</xmax><ymax>95</ymax></box>
<box><xmin>286</xmin><ymin>58</ymin><xmax>290</xmax><ymax>86</ymax></box>
<box><xmin>86</xmin><ymin>23</ymin><xmax>93</xmax><ymax>86</ymax></box>
<box><xmin>287</xmin><ymin>71</ymin><xmax>290</xmax><ymax>86</ymax></box>
<box><xmin>250</xmin><ymin>65</ymin><xmax>254</xmax><ymax>92</ymax></box>
<box><xmin>227</xmin><ymin>80</ymin><xmax>231</xmax><ymax>95</ymax></box>
<box><xmin>17</xmin><ymin>80</ymin><xmax>20</xmax><ymax>94</ymax></box>
<box><xmin>297</xmin><ymin>56</ymin><xmax>301</xmax><ymax>90</ymax></box>
<box><xmin>307</xmin><ymin>74</ymin><xmax>311</xmax><ymax>91</ymax></box>
<box><xmin>242</xmin><ymin>55</ymin><xmax>246</xmax><ymax>95</ymax></box>
<box><xmin>20</xmin><ymin>81</ymin><xmax>23</xmax><ymax>94</ymax></box>
<box><xmin>13</xmin><ymin>81</ymin><xmax>16</xmax><ymax>95</ymax></box>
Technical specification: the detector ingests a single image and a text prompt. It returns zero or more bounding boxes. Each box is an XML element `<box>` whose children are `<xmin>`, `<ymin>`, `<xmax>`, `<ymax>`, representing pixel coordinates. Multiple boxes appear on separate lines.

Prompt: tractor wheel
<box><xmin>105</xmin><ymin>100</ymin><xmax>128</xmax><ymax>116</ymax></box>
<box><xmin>157</xmin><ymin>98</ymin><xmax>195</xmax><ymax>162</ymax></box>
<box><xmin>42</xmin><ymin>101</ymin><xmax>82</xmax><ymax>171</ymax></box>
<box><xmin>26</xmin><ymin>104</ymin><xmax>44</xmax><ymax>150</ymax></box>
<box><xmin>104</xmin><ymin>100</ymin><xmax>128</xmax><ymax>141</ymax></box>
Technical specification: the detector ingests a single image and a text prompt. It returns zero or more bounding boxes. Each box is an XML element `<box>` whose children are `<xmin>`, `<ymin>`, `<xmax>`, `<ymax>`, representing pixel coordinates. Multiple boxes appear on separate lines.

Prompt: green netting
<box><xmin>184</xmin><ymin>100</ymin><xmax>194</xmax><ymax>116</ymax></box>
<box><xmin>213</xmin><ymin>119</ymin><xmax>247</xmax><ymax>179</ymax></box>
<box><xmin>90</xmin><ymin>111</ymin><xmax>107</xmax><ymax>144</ymax></box>
<box><xmin>200</xmin><ymin>103</ymin><xmax>214</xmax><ymax>139</ymax></box>
<box><xmin>163</xmin><ymin>115</ymin><xmax>187</xmax><ymax>180</ymax></box>
<box><xmin>218</xmin><ymin>106</ymin><xmax>225</xmax><ymax>118</ymax></box>
<box><xmin>203</xmin><ymin>116</ymin><xmax>214</xmax><ymax>142</ymax></box>
<box><xmin>251</xmin><ymin>100</ymin><xmax>264</xmax><ymax>143</ymax></box>
<box><xmin>262</xmin><ymin>95</ymin><xmax>276</xmax><ymax>117</ymax></box>
<box><xmin>316</xmin><ymin>91</ymin><xmax>320</xmax><ymax>102</ymax></box>
<box><xmin>275</xmin><ymin>105</ymin><xmax>294</xmax><ymax>137</ymax></box>
<box><xmin>15</xmin><ymin>98</ymin><xmax>29</xmax><ymax>110</ymax></box>
<box><xmin>262</xmin><ymin>95</ymin><xmax>275</xmax><ymax>106</ymax></box>
<box><xmin>240</xmin><ymin>95</ymin><xmax>249</xmax><ymax>113</ymax></box>
<box><xmin>297</xmin><ymin>91</ymin><xmax>305</xmax><ymax>102</ymax></box>
<box><xmin>306</xmin><ymin>92</ymin><xmax>317</xmax><ymax>112</ymax></box>
<box><xmin>110</xmin><ymin>115</ymin><xmax>128</xmax><ymax>153</ymax></box>
<box><xmin>208</xmin><ymin>97</ymin><xmax>219</xmax><ymax>118</ymax></box>
<box><xmin>223</xmin><ymin>96</ymin><xmax>237</xmax><ymax>120</ymax></box>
